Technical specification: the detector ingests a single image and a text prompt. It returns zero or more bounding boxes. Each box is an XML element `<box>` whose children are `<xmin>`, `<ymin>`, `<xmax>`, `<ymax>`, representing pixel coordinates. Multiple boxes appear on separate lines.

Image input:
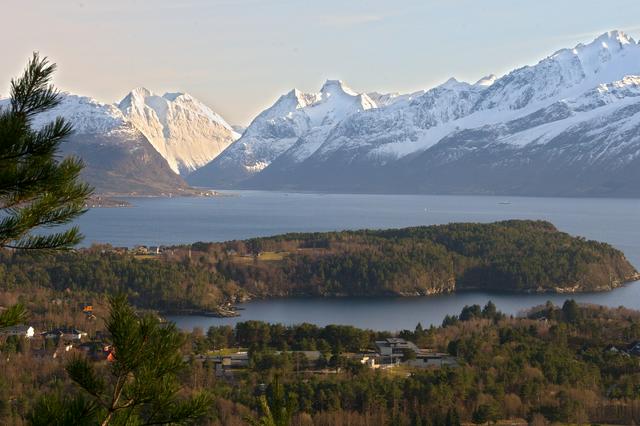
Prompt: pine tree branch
<box><xmin>10</xmin><ymin>52</ymin><xmax>61</xmax><ymax>118</ymax></box>
<box><xmin>0</xmin><ymin>304</ymin><xmax>27</xmax><ymax>328</ymax></box>
<box><xmin>0</xmin><ymin>116</ymin><xmax>72</xmax><ymax>162</ymax></box>
<box><xmin>0</xmin><ymin>52</ymin><xmax>93</xmax><ymax>251</ymax></box>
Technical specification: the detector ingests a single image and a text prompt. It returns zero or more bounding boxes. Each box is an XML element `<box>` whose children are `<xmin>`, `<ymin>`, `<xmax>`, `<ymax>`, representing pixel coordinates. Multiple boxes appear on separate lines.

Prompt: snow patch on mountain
<box><xmin>474</xmin><ymin>74</ymin><xmax>498</xmax><ymax>87</ymax></box>
<box><xmin>29</xmin><ymin>94</ymin><xmax>133</xmax><ymax>137</ymax></box>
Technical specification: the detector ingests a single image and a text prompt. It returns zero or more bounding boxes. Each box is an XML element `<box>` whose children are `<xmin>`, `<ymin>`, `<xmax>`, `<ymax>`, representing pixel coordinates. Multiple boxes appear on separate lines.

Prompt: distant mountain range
<box><xmin>190</xmin><ymin>30</ymin><xmax>640</xmax><ymax>197</ymax></box>
<box><xmin>6</xmin><ymin>30</ymin><xmax>640</xmax><ymax>197</ymax></box>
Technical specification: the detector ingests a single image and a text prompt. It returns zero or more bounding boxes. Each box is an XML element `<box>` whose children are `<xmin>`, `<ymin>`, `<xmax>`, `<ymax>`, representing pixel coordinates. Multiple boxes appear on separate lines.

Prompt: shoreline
<box><xmin>231</xmin><ymin>272</ymin><xmax>640</xmax><ymax>301</ymax></box>
<box><xmin>86</xmin><ymin>190</ymin><xmax>237</xmax><ymax>208</ymax></box>
<box><xmin>164</xmin><ymin>283</ymin><xmax>640</xmax><ymax>333</ymax></box>
<box><xmin>165</xmin><ymin>278</ymin><xmax>640</xmax><ymax>322</ymax></box>
<box><xmin>159</xmin><ymin>306</ymin><xmax>241</xmax><ymax>318</ymax></box>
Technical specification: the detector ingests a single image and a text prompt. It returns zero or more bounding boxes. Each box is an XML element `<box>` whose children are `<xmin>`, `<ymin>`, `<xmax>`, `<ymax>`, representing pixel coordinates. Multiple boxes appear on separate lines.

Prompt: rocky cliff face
<box><xmin>118</xmin><ymin>88</ymin><xmax>238</xmax><ymax>175</ymax></box>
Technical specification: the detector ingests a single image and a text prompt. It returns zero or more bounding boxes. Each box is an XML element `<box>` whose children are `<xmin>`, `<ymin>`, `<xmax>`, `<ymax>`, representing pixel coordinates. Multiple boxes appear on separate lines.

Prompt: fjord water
<box><xmin>75</xmin><ymin>191</ymin><xmax>640</xmax><ymax>331</ymax></box>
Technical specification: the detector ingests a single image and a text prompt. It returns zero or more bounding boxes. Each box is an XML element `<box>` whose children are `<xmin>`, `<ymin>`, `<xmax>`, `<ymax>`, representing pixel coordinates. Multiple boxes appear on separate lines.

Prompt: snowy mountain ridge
<box><xmin>308</xmin><ymin>30</ymin><xmax>640</xmax><ymax>162</ymax></box>
<box><xmin>190</xmin><ymin>30</ymin><xmax>640</xmax><ymax>197</ymax></box>
<box><xmin>1</xmin><ymin>87</ymin><xmax>239</xmax><ymax>176</ymax></box>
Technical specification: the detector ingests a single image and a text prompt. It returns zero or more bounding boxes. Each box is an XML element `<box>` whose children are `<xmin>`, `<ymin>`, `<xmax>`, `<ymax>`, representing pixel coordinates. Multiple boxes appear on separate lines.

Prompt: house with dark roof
<box><xmin>405</xmin><ymin>352</ymin><xmax>458</xmax><ymax>369</ymax></box>
<box><xmin>627</xmin><ymin>341</ymin><xmax>640</xmax><ymax>356</ymax></box>
<box><xmin>375</xmin><ymin>338</ymin><xmax>420</xmax><ymax>364</ymax></box>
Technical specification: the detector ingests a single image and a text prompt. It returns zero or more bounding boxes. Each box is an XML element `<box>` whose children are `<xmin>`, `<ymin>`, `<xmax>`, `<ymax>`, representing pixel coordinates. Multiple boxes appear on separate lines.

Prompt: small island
<box><xmin>2</xmin><ymin>220</ymin><xmax>637</xmax><ymax>314</ymax></box>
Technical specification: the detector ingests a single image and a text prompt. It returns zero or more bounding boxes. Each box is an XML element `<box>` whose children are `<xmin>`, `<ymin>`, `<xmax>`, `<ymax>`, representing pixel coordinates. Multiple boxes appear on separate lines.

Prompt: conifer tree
<box><xmin>0</xmin><ymin>52</ymin><xmax>92</xmax><ymax>251</ymax></box>
<box><xmin>245</xmin><ymin>376</ymin><xmax>295</xmax><ymax>426</ymax></box>
<box><xmin>30</xmin><ymin>295</ymin><xmax>210</xmax><ymax>425</ymax></box>
<box><xmin>0</xmin><ymin>53</ymin><xmax>92</xmax><ymax>330</ymax></box>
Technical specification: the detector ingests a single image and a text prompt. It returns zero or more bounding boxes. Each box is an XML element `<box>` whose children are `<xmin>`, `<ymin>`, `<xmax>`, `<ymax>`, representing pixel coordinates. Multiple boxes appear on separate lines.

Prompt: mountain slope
<box><xmin>238</xmin><ymin>31</ymin><xmax>640</xmax><ymax>197</ymax></box>
<box><xmin>187</xmin><ymin>80</ymin><xmax>377</xmax><ymax>188</ymax></box>
<box><xmin>118</xmin><ymin>88</ymin><xmax>239</xmax><ymax>175</ymax></box>
<box><xmin>29</xmin><ymin>94</ymin><xmax>192</xmax><ymax>195</ymax></box>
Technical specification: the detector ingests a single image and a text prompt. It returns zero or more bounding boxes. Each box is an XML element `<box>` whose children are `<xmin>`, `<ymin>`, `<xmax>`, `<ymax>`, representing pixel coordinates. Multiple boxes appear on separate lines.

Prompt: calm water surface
<box><xmin>169</xmin><ymin>289</ymin><xmax>640</xmax><ymax>332</ymax></box>
<box><xmin>73</xmin><ymin>191</ymin><xmax>640</xmax><ymax>331</ymax></box>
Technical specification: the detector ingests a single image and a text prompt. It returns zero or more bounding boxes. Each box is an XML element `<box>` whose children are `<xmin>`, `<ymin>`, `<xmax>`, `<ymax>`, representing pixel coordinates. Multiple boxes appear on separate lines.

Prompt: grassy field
<box><xmin>379</xmin><ymin>364</ymin><xmax>413</xmax><ymax>378</ymax></box>
<box><xmin>257</xmin><ymin>251</ymin><xmax>287</xmax><ymax>261</ymax></box>
<box><xmin>132</xmin><ymin>254</ymin><xmax>160</xmax><ymax>261</ymax></box>
<box><xmin>230</xmin><ymin>251</ymin><xmax>288</xmax><ymax>264</ymax></box>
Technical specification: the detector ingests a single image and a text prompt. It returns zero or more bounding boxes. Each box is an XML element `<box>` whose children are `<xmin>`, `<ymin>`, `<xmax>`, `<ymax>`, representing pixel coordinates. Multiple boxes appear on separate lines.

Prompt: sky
<box><xmin>3</xmin><ymin>0</ymin><xmax>640</xmax><ymax>125</ymax></box>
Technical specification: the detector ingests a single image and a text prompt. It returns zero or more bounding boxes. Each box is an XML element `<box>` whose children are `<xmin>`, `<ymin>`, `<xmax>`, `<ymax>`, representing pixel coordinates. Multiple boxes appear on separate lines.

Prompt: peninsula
<box><xmin>2</xmin><ymin>221</ymin><xmax>637</xmax><ymax>313</ymax></box>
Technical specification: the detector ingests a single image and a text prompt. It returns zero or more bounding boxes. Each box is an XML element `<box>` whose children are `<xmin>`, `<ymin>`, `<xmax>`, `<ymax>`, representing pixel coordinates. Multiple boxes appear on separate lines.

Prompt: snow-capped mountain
<box><xmin>187</xmin><ymin>80</ymin><xmax>377</xmax><ymax>187</ymax></box>
<box><xmin>223</xmin><ymin>30</ymin><xmax>640</xmax><ymax>197</ymax></box>
<box><xmin>26</xmin><ymin>94</ymin><xmax>192</xmax><ymax>195</ymax></box>
<box><xmin>2</xmin><ymin>87</ymin><xmax>239</xmax><ymax>194</ymax></box>
<box><xmin>118</xmin><ymin>88</ymin><xmax>239</xmax><ymax>175</ymax></box>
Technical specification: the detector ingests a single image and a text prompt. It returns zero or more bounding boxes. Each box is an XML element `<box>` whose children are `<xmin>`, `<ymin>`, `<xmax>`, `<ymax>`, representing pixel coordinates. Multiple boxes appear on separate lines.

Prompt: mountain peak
<box><xmin>284</xmin><ymin>88</ymin><xmax>302</xmax><ymax>98</ymax></box>
<box><xmin>278</xmin><ymin>88</ymin><xmax>317</xmax><ymax>109</ymax></box>
<box><xmin>593</xmin><ymin>30</ymin><xmax>635</xmax><ymax>46</ymax></box>
<box><xmin>163</xmin><ymin>92</ymin><xmax>188</xmax><ymax>102</ymax></box>
<box><xmin>320</xmin><ymin>80</ymin><xmax>357</xmax><ymax>96</ymax></box>
<box><xmin>439</xmin><ymin>77</ymin><xmax>470</xmax><ymax>90</ymax></box>
<box><xmin>474</xmin><ymin>74</ymin><xmax>497</xmax><ymax>87</ymax></box>
<box><xmin>118</xmin><ymin>87</ymin><xmax>154</xmax><ymax>110</ymax></box>
<box><xmin>572</xmin><ymin>30</ymin><xmax>637</xmax><ymax>54</ymax></box>
<box><xmin>116</xmin><ymin>87</ymin><xmax>237</xmax><ymax>174</ymax></box>
<box><xmin>129</xmin><ymin>87</ymin><xmax>154</xmax><ymax>98</ymax></box>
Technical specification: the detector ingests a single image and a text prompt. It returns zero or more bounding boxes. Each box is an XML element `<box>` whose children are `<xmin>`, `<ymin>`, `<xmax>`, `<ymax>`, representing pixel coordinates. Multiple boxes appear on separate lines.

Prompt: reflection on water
<box><xmin>168</xmin><ymin>284</ymin><xmax>640</xmax><ymax>332</ymax></box>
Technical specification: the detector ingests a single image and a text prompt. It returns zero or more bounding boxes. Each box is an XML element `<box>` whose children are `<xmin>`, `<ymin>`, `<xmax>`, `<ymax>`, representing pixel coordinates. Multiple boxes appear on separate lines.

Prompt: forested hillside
<box><xmin>212</xmin><ymin>220</ymin><xmax>638</xmax><ymax>297</ymax></box>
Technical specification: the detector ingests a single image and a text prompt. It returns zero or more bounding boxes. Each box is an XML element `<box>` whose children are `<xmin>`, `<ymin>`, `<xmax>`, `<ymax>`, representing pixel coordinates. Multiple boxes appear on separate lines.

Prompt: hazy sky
<box><xmin>4</xmin><ymin>0</ymin><xmax>640</xmax><ymax>125</ymax></box>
